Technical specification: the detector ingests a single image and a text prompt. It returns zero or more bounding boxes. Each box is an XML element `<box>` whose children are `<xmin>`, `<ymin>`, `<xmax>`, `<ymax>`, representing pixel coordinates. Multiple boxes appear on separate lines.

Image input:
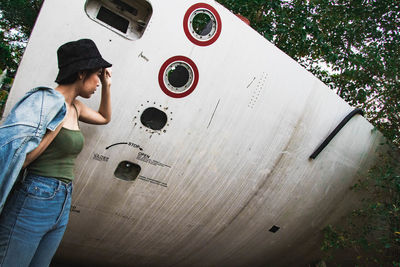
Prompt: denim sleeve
<box><xmin>1</xmin><ymin>88</ymin><xmax>66</xmax><ymax>133</ymax></box>
<box><xmin>1</xmin><ymin>90</ymin><xmax>43</xmax><ymax>127</ymax></box>
<box><xmin>42</xmin><ymin>88</ymin><xmax>66</xmax><ymax>131</ymax></box>
<box><xmin>47</xmin><ymin>105</ymin><xmax>66</xmax><ymax>131</ymax></box>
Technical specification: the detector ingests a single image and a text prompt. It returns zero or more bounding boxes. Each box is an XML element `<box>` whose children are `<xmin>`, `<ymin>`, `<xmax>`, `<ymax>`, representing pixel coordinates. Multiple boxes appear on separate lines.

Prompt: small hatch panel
<box><xmin>114</xmin><ymin>161</ymin><xmax>141</xmax><ymax>181</ymax></box>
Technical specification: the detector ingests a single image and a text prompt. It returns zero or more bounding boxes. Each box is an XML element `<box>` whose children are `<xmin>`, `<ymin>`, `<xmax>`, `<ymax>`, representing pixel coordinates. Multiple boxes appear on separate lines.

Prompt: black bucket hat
<box><xmin>55</xmin><ymin>39</ymin><xmax>112</xmax><ymax>83</ymax></box>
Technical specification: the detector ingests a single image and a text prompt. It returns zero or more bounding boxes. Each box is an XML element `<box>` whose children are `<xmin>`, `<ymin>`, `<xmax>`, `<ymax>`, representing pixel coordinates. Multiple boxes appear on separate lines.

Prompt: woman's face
<box><xmin>79</xmin><ymin>69</ymin><xmax>102</xmax><ymax>98</ymax></box>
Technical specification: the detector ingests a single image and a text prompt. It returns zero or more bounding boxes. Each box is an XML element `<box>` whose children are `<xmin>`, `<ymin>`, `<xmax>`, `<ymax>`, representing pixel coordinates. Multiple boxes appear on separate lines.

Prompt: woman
<box><xmin>0</xmin><ymin>38</ymin><xmax>112</xmax><ymax>266</ymax></box>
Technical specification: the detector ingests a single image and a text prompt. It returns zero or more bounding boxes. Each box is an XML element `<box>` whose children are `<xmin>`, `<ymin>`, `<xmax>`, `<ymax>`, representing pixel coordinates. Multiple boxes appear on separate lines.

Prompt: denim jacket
<box><xmin>0</xmin><ymin>87</ymin><xmax>66</xmax><ymax>213</ymax></box>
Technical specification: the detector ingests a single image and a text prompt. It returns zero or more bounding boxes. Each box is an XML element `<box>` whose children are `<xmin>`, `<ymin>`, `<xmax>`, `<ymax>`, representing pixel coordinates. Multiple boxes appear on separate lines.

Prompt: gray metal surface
<box><xmin>3</xmin><ymin>0</ymin><xmax>384</xmax><ymax>266</ymax></box>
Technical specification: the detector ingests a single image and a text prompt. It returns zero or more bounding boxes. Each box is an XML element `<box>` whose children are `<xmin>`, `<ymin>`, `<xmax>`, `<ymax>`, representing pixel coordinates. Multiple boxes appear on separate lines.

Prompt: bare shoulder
<box><xmin>73</xmin><ymin>99</ymin><xmax>84</xmax><ymax>116</ymax></box>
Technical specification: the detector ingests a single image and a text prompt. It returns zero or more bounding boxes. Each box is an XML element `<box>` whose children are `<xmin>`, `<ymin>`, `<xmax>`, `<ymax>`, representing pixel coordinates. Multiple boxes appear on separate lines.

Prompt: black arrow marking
<box><xmin>106</xmin><ymin>142</ymin><xmax>128</xmax><ymax>150</ymax></box>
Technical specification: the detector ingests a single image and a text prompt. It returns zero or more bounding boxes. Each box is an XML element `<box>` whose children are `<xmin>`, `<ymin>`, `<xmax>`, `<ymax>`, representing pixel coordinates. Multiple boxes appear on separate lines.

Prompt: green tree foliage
<box><xmin>0</xmin><ymin>0</ymin><xmax>43</xmax><ymax>74</ymax></box>
<box><xmin>321</xmin><ymin>151</ymin><xmax>400</xmax><ymax>265</ymax></box>
<box><xmin>0</xmin><ymin>0</ymin><xmax>43</xmax><ymax>37</ymax></box>
<box><xmin>0</xmin><ymin>32</ymin><xmax>17</xmax><ymax>72</ymax></box>
<box><xmin>217</xmin><ymin>0</ymin><xmax>400</xmax><ymax>147</ymax></box>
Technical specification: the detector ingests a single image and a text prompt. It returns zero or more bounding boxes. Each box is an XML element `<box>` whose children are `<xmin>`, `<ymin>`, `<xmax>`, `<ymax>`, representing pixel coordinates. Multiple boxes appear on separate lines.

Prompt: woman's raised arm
<box><xmin>75</xmin><ymin>68</ymin><xmax>112</xmax><ymax>125</ymax></box>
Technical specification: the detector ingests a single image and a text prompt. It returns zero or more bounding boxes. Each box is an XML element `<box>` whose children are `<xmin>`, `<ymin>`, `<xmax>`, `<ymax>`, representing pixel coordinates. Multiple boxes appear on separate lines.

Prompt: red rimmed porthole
<box><xmin>183</xmin><ymin>3</ymin><xmax>222</xmax><ymax>46</ymax></box>
<box><xmin>158</xmin><ymin>56</ymin><xmax>199</xmax><ymax>98</ymax></box>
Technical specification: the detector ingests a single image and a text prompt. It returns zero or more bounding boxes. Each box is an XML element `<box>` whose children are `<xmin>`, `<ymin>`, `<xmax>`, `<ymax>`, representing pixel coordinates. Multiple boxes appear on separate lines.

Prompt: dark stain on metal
<box><xmin>207</xmin><ymin>99</ymin><xmax>220</xmax><ymax>129</ymax></box>
<box><xmin>173</xmin><ymin>117</ymin><xmax>305</xmax><ymax>265</ymax></box>
<box><xmin>216</xmin><ymin>147</ymin><xmax>288</xmax><ymax>231</ymax></box>
<box><xmin>218</xmin><ymin>118</ymin><xmax>303</xmax><ymax>228</ymax></box>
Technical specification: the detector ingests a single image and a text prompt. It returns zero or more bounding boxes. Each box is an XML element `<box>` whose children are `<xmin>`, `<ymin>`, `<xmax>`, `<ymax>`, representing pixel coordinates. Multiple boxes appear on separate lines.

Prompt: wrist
<box><xmin>101</xmin><ymin>83</ymin><xmax>111</xmax><ymax>89</ymax></box>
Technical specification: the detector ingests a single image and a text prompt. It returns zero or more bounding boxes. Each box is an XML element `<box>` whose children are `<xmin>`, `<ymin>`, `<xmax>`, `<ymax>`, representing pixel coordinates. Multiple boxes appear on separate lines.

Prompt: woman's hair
<box><xmin>56</xmin><ymin>68</ymin><xmax>101</xmax><ymax>85</ymax></box>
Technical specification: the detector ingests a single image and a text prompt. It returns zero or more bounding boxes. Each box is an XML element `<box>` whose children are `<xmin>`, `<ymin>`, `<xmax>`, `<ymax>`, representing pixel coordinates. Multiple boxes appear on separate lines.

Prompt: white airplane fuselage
<box><xmin>2</xmin><ymin>0</ymin><xmax>383</xmax><ymax>266</ymax></box>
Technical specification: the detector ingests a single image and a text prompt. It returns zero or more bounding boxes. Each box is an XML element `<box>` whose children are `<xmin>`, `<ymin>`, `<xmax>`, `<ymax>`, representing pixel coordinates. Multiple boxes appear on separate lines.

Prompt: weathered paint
<box><xmin>2</xmin><ymin>0</ymin><xmax>384</xmax><ymax>266</ymax></box>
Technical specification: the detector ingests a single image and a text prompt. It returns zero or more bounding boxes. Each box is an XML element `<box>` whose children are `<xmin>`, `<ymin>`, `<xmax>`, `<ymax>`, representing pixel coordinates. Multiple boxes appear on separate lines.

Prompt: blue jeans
<box><xmin>0</xmin><ymin>174</ymin><xmax>72</xmax><ymax>267</ymax></box>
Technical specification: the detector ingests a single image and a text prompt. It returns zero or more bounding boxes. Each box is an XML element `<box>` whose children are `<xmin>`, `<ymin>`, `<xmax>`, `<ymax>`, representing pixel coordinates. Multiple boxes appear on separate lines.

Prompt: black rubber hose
<box><xmin>309</xmin><ymin>108</ymin><xmax>364</xmax><ymax>160</ymax></box>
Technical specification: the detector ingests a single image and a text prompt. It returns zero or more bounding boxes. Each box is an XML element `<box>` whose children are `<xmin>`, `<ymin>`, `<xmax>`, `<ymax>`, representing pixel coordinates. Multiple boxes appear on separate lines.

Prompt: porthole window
<box><xmin>158</xmin><ymin>56</ymin><xmax>199</xmax><ymax>98</ymax></box>
<box><xmin>165</xmin><ymin>63</ymin><xmax>193</xmax><ymax>92</ymax></box>
<box><xmin>85</xmin><ymin>0</ymin><xmax>152</xmax><ymax>40</ymax></box>
<box><xmin>141</xmin><ymin>107</ymin><xmax>168</xmax><ymax>130</ymax></box>
<box><xmin>183</xmin><ymin>3</ymin><xmax>222</xmax><ymax>46</ymax></box>
<box><xmin>191</xmin><ymin>11</ymin><xmax>216</xmax><ymax>38</ymax></box>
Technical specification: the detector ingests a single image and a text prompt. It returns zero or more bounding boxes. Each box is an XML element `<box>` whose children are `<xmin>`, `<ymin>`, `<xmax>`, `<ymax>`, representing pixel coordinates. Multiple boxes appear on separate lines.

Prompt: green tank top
<box><xmin>28</xmin><ymin>127</ymin><xmax>84</xmax><ymax>183</ymax></box>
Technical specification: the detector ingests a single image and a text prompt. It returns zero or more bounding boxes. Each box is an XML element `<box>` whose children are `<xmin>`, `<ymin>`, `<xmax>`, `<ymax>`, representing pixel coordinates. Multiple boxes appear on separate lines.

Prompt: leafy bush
<box><xmin>322</xmin><ymin>149</ymin><xmax>400</xmax><ymax>265</ymax></box>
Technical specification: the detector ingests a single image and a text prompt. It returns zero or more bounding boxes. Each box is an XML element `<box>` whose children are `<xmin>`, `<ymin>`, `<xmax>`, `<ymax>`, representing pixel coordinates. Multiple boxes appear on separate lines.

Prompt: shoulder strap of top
<box><xmin>72</xmin><ymin>103</ymin><xmax>79</xmax><ymax>123</ymax></box>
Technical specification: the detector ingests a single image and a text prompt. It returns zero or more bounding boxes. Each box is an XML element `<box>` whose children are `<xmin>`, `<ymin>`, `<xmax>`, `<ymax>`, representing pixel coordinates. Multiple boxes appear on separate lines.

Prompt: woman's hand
<box><xmin>75</xmin><ymin>67</ymin><xmax>112</xmax><ymax>125</ymax></box>
<box><xmin>100</xmin><ymin>68</ymin><xmax>112</xmax><ymax>88</ymax></box>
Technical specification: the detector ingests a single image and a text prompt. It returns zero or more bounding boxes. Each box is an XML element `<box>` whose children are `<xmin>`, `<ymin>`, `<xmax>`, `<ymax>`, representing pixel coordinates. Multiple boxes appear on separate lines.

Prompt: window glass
<box><xmin>168</xmin><ymin>65</ymin><xmax>190</xmax><ymax>88</ymax></box>
<box><xmin>85</xmin><ymin>0</ymin><xmax>152</xmax><ymax>40</ymax></box>
<box><xmin>97</xmin><ymin>6</ymin><xmax>129</xmax><ymax>33</ymax></box>
<box><xmin>164</xmin><ymin>62</ymin><xmax>194</xmax><ymax>93</ymax></box>
<box><xmin>192</xmin><ymin>11</ymin><xmax>215</xmax><ymax>37</ymax></box>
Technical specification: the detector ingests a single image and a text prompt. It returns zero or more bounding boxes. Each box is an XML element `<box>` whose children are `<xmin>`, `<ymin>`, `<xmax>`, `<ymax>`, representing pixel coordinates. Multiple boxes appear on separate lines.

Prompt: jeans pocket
<box><xmin>22</xmin><ymin>179</ymin><xmax>58</xmax><ymax>200</ymax></box>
